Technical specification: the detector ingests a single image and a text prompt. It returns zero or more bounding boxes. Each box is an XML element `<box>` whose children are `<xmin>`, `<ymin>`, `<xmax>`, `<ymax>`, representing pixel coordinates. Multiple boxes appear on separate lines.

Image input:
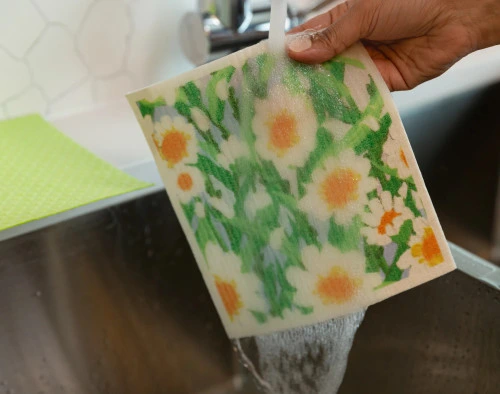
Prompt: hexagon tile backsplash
<box><xmin>1</xmin><ymin>0</ymin><xmax>196</xmax><ymax>120</ymax></box>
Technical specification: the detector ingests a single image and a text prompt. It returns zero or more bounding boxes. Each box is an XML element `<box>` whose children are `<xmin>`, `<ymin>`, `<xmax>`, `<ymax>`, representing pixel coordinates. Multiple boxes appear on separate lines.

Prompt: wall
<box><xmin>0</xmin><ymin>0</ymin><xmax>196</xmax><ymax>120</ymax></box>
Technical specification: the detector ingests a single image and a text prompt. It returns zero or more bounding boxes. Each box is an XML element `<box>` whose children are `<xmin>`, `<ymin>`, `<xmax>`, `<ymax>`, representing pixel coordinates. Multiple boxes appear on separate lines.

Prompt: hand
<box><xmin>286</xmin><ymin>0</ymin><xmax>500</xmax><ymax>91</ymax></box>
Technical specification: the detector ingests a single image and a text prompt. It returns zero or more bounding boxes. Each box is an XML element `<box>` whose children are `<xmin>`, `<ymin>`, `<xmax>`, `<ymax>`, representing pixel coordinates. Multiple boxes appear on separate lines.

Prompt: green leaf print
<box><xmin>181</xmin><ymin>200</ymin><xmax>196</xmax><ymax>223</ymax></box>
<box><xmin>364</xmin><ymin>240</ymin><xmax>389</xmax><ymax>275</ymax></box>
<box><xmin>325</xmin><ymin>61</ymin><xmax>345</xmax><ymax>82</ymax></box>
<box><xmin>195</xmin><ymin>154</ymin><xmax>237</xmax><ymax>193</ymax></box>
<box><xmin>228</xmin><ymin>86</ymin><xmax>240</xmax><ymax>122</ymax></box>
<box><xmin>136</xmin><ymin>97</ymin><xmax>166</xmax><ymax>117</ymax></box>
<box><xmin>260</xmin><ymin>262</ymin><xmax>295</xmax><ymax>318</ymax></box>
<box><xmin>353</xmin><ymin>113</ymin><xmax>391</xmax><ymax>157</ymax></box>
<box><xmin>294</xmin><ymin>305</ymin><xmax>314</xmax><ymax>315</ymax></box>
<box><xmin>405</xmin><ymin>181</ymin><xmax>422</xmax><ymax>217</ymax></box>
<box><xmin>282</xmin><ymin>63</ymin><xmax>304</xmax><ymax>95</ymax></box>
<box><xmin>364</xmin><ymin>76</ymin><xmax>384</xmax><ymax>119</ymax></box>
<box><xmin>299</xmin><ymin>65</ymin><xmax>362</xmax><ymax>124</ymax></box>
<box><xmin>207</xmin><ymin>67</ymin><xmax>235</xmax><ymax>123</ymax></box>
<box><xmin>328</xmin><ymin>216</ymin><xmax>362</xmax><ymax>252</ymax></box>
<box><xmin>297</xmin><ymin>126</ymin><xmax>336</xmax><ymax>198</ymax></box>
<box><xmin>259</xmin><ymin>160</ymin><xmax>291</xmax><ymax>195</ymax></box>
<box><xmin>174</xmin><ymin>100</ymin><xmax>191</xmax><ymax>118</ymax></box>
<box><xmin>196</xmin><ymin>216</ymin><xmax>224</xmax><ymax>258</ymax></box>
<box><xmin>182</xmin><ymin>81</ymin><xmax>203</xmax><ymax>107</ymax></box>
<box><xmin>333</xmin><ymin>56</ymin><xmax>366</xmax><ymax>69</ymax></box>
<box><xmin>385</xmin><ymin>263</ymin><xmax>403</xmax><ymax>282</ymax></box>
<box><xmin>242</xmin><ymin>53</ymin><xmax>275</xmax><ymax>99</ymax></box>
<box><xmin>391</xmin><ymin>219</ymin><xmax>414</xmax><ymax>264</ymax></box>
<box><xmin>250</xmin><ymin>310</ymin><xmax>268</xmax><ymax>324</ymax></box>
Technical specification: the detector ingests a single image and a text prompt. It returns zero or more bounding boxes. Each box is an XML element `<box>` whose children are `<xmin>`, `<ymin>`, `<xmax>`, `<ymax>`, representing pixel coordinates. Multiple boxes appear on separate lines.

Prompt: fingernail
<box><xmin>287</xmin><ymin>34</ymin><xmax>312</xmax><ymax>53</ymax></box>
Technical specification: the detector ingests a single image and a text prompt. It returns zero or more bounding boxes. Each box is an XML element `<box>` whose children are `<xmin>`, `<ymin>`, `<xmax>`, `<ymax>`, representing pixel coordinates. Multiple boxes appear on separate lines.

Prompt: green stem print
<box><xmin>132</xmin><ymin>43</ymin><xmax>453</xmax><ymax>338</ymax></box>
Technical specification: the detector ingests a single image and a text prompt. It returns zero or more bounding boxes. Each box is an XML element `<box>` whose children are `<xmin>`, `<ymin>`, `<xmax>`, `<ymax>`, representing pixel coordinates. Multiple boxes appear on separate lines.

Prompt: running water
<box><xmin>234</xmin><ymin>311</ymin><xmax>366</xmax><ymax>393</ymax></box>
<box><xmin>268</xmin><ymin>0</ymin><xmax>288</xmax><ymax>53</ymax></box>
<box><xmin>232</xmin><ymin>3</ymin><xmax>367</xmax><ymax>392</ymax></box>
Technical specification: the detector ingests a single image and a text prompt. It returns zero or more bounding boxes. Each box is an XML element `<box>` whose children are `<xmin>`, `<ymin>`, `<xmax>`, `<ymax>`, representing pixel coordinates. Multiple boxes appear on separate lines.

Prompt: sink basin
<box><xmin>0</xmin><ymin>83</ymin><xmax>498</xmax><ymax>393</ymax></box>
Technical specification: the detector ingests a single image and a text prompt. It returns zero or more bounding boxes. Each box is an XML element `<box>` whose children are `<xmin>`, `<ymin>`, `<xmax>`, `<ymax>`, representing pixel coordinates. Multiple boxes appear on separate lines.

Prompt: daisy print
<box><xmin>190</xmin><ymin>107</ymin><xmax>211</xmax><ymax>132</ymax></box>
<box><xmin>152</xmin><ymin>115</ymin><xmax>197</xmax><ymax>168</ymax></box>
<box><xmin>408</xmin><ymin>217</ymin><xmax>444</xmax><ymax>267</ymax></box>
<box><xmin>299</xmin><ymin>149</ymin><xmax>378</xmax><ymax>225</ymax></box>
<box><xmin>204</xmin><ymin>243</ymin><xmax>267</xmax><ymax>325</ymax></box>
<box><xmin>382</xmin><ymin>137</ymin><xmax>412</xmax><ymax>179</ymax></box>
<box><xmin>252</xmin><ymin>85</ymin><xmax>317</xmax><ymax>171</ymax></box>
<box><xmin>361</xmin><ymin>188</ymin><xmax>414</xmax><ymax>246</ymax></box>
<box><xmin>172</xmin><ymin>165</ymin><xmax>204</xmax><ymax>204</ymax></box>
<box><xmin>287</xmin><ymin>245</ymin><xmax>381</xmax><ymax>312</ymax></box>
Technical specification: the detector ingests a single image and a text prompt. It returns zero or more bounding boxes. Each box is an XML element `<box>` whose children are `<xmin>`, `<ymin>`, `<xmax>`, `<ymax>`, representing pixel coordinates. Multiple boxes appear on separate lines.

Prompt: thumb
<box><xmin>287</xmin><ymin>3</ymin><xmax>368</xmax><ymax>64</ymax></box>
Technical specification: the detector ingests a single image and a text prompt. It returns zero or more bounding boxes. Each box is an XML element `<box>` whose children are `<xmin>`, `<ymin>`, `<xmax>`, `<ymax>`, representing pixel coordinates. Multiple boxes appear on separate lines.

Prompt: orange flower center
<box><xmin>399</xmin><ymin>148</ymin><xmax>409</xmax><ymax>168</ymax></box>
<box><xmin>314</xmin><ymin>267</ymin><xmax>361</xmax><ymax>305</ymax></box>
<box><xmin>267</xmin><ymin>110</ymin><xmax>299</xmax><ymax>156</ymax></box>
<box><xmin>411</xmin><ymin>227</ymin><xmax>444</xmax><ymax>266</ymax></box>
<box><xmin>378</xmin><ymin>209</ymin><xmax>401</xmax><ymax>235</ymax></box>
<box><xmin>177</xmin><ymin>172</ymin><xmax>193</xmax><ymax>191</ymax></box>
<box><xmin>215</xmin><ymin>276</ymin><xmax>243</xmax><ymax>320</ymax></box>
<box><xmin>160</xmin><ymin>129</ymin><xmax>189</xmax><ymax>167</ymax></box>
<box><xmin>320</xmin><ymin>168</ymin><xmax>361</xmax><ymax>209</ymax></box>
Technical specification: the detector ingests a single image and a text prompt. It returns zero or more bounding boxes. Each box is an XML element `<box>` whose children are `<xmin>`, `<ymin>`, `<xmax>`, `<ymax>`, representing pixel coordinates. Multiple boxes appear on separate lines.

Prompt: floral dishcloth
<box><xmin>127</xmin><ymin>42</ymin><xmax>455</xmax><ymax>338</ymax></box>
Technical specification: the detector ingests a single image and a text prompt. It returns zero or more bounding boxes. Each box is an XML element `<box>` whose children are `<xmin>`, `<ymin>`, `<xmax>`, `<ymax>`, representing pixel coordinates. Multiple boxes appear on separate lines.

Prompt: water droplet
<box><xmin>35</xmin><ymin>291</ymin><xmax>42</xmax><ymax>297</ymax></box>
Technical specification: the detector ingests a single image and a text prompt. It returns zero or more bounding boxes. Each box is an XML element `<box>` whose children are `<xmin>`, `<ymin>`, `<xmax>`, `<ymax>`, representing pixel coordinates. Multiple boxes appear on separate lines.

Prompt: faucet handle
<box><xmin>199</xmin><ymin>0</ymin><xmax>253</xmax><ymax>33</ymax></box>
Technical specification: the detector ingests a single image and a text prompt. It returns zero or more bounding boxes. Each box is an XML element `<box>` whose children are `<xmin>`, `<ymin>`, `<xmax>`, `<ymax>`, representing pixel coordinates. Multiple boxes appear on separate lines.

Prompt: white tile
<box><xmin>0</xmin><ymin>0</ymin><xmax>46</xmax><ymax>58</ymax></box>
<box><xmin>49</xmin><ymin>79</ymin><xmax>94</xmax><ymax>117</ymax></box>
<box><xmin>0</xmin><ymin>49</ymin><xmax>31</xmax><ymax>102</ymax></box>
<box><xmin>5</xmin><ymin>87</ymin><xmax>48</xmax><ymax>118</ymax></box>
<box><xmin>128</xmin><ymin>0</ymin><xmax>195</xmax><ymax>87</ymax></box>
<box><xmin>26</xmin><ymin>26</ymin><xmax>87</xmax><ymax>99</ymax></box>
<box><xmin>32</xmin><ymin>0</ymin><xmax>93</xmax><ymax>33</ymax></box>
<box><xmin>94</xmin><ymin>74</ymin><xmax>135</xmax><ymax>103</ymax></box>
<box><xmin>77</xmin><ymin>0</ymin><xmax>131</xmax><ymax>77</ymax></box>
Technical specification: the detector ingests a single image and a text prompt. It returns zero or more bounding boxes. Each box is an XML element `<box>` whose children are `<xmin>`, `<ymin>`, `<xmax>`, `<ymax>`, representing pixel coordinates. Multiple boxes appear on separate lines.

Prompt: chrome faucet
<box><xmin>199</xmin><ymin>0</ymin><xmax>272</xmax><ymax>53</ymax></box>
<box><xmin>180</xmin><ymin>0</ymin><xmax>337</xmax><ymax>64</ymax></box>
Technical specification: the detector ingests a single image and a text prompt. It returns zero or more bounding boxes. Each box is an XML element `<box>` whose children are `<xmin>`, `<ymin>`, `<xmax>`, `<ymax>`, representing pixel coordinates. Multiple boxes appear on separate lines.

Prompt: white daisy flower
<box><xmin>216</xmin><ymin>78</ymin><xmax>229</xmax><ymax>100</ymax></box>
<box><xmin>204</xmin><ymin>243</ymin><xmax>267</xmax><ymax>325</ymax></box>
<box><xmin>217</xmin><ymin>135</ymin><xmax>250</xmax><ymax>169</ymax></box>
<box><xmin>190</xmin><ymin>107</ymin><xmax>211</xmax><ymax>132</ymax></box>
<box><xmin>244</xmin><ymin>182</ymin><xmax>272</xmax><ymax>220</ymax></box>
<box><xmin>172</xmin><ymin>165</ymin><xmax>204</xmax><ymax>203</ymax></box>
<box><xmin>398</xmin><ymin>217</ymin><xmax>445</xmax><ymax>268</ymax></box>
<box><xmin>269</xmin><ymin>227</ymin><xmax>285</xmax><ymax>250</ymax></box>
<box><xmin>286</xmin><ymin>245</ymin><xmax>381</xmax><ymax>313</ymax></box>
<box><xmin>252</xmin><ymin>85</ymin><xmax>317</xmax><ymax>171</ymax></box>
<box><xmin>361</xmin><ymin>189</ymin><xmax>415</xmax><ymax>246</ymax></box>
<box><xmin>195</xmin><ymin>201</ymin><xmax>205</xmax><ymax>218</ymax></box>
<box><xmin>382</xmin><ymin>137</ymin><xmax>412</xmax><ymax>179</ymax></box>
<box><xmin>152</xmin><ymin>115</ymin><xmax>197</xmax><ymax>168</ymax></box>
<box><xmin>299</xmin><ymin>149</ymin><xmax>378</xmax><ymax>225</ymax></box>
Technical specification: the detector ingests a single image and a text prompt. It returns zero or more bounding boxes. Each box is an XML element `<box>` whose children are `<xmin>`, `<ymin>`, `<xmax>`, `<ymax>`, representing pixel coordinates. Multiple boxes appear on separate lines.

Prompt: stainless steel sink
<box><xmin>0</xmin><ymin>83</ymin><xmax>499</xmax><ymax>394</ymax></box>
